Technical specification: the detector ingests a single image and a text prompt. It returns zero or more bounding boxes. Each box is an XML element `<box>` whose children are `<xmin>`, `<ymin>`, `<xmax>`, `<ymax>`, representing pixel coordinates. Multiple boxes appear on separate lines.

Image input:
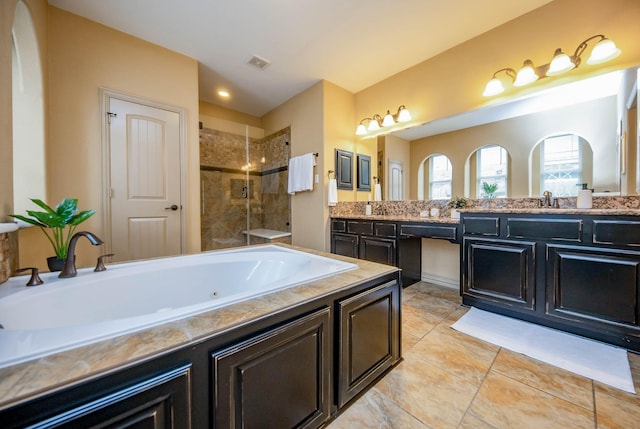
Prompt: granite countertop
<box><xmin>460</xmin><ymin>208</ymin><xmax>640</xmax><ymax>216</ymax></box>
<box><xmin>330</xmin><ymin>214</ymin><xmax>459</xmax><ymax>224</ymax></box>
<box><xmin>0</xmin><ymin>245</ymin><xmax>398</xmax><ymax>410</ymax></box>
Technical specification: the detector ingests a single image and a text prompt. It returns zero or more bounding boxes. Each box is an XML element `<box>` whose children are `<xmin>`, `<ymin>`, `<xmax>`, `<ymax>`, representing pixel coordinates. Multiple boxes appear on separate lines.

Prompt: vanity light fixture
<box><xmin>483</xmin><ymin>34</ymin><xmax>621</xmax><ymax>97</ymax></box>
<box><xmin>355</xmin><ymin>105</ymin><xmax>411</xmax><ymax>135</ymax></box>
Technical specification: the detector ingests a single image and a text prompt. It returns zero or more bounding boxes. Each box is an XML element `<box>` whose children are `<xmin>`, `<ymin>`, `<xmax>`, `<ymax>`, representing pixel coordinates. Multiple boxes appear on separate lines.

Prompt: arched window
<box><xmin>476</xmin><ymin>145</ymin><xmax>508</xmax><ymax>198</ymax></box>
<box><xmin>12</xmin><ymin>0</ymin><xmax>46</xmax><ymax>215</ymax></box>
<box><xmin>428</xmin><ymin>154</ymin><xmax>452</xmax><ymax>199</ymax></box>
<box><xmin>535</xmin><ymin>133</ymin><xmax>592</xmax><ymax>197</ymax></box>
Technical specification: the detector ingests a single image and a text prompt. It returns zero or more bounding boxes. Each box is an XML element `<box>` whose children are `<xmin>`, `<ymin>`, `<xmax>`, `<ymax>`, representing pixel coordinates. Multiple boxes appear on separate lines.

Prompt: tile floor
<box><xmin>327</xmin><ymin>282</ymin><xmax>640</xmax><ymax>429</ymax></box>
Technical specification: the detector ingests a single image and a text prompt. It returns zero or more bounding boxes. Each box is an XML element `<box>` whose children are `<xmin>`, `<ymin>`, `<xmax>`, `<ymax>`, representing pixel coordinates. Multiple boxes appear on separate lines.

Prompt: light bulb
<box><xmin>397</xmin><ymin>107</ymin><xmax>411</xmax><ymax>122</ymax></box>
<box><xmin>514</xmin><ymin>60</ymin><xmax>539</xmax><ymax>87</ymax></box>
<box><xmin>587</xmin><ymin>38</ymin><xmax>621</xmax><ymax>65</ymax></box>
<box><xmin>483</xmin><ymin>77</ymin><xmax>505</xmax><ymax>97</ymax></box>
<box><xmin>547</xmin><ymin>49</ymin><xmax>575</xmax><ymax>76</ymax></box>
<box><xmin>355</xmin><ymin>123</ymin><xmax>367</xmax><ymax>135</ymax></box>
<box><xmin>367</xmin><ymin>118</ymin><xmax>380</xmax><ymax>131</ymax></box>
<box><xmin>382</xmin><ymin>111</ymin><xmax>395</xmax><ymax>127</ymax></box>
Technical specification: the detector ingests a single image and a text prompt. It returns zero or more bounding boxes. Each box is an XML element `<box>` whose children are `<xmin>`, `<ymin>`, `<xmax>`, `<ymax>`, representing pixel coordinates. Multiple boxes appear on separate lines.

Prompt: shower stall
<box><xmin>200</xmin><ymin>125</ymin><xmax>291</xmax><ymax>251</ymax></box>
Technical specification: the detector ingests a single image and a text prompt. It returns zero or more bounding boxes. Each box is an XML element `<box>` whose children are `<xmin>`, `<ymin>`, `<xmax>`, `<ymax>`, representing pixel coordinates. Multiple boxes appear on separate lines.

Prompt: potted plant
<box><xmin>10</xmin><ymin>198</ymin><xmax>96</xmax><ymax>272</ymax></box>
<box><xmin>447</xmin><ymin>196</ymin><xmax>469</xmax><ymax>219</ymax></box>
<box><xmin>482</xmin><ymin>182</ymin><xmax>498</xmax><ymax>199</ymax></box>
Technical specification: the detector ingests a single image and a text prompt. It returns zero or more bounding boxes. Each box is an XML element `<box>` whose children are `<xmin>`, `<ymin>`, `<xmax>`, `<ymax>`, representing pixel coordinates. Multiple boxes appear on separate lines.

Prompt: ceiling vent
<box><xmin>246</xmin><ymin>55</ymin><xmax>271</xmax><ymax>70</ymax></box>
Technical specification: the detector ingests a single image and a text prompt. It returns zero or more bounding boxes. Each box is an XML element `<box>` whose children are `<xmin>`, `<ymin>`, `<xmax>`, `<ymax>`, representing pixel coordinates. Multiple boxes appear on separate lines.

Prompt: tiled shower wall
<box><xmin>200</xmin><ymin>127</ymin><xmax>290</xmax><ymax>251</ymax></box>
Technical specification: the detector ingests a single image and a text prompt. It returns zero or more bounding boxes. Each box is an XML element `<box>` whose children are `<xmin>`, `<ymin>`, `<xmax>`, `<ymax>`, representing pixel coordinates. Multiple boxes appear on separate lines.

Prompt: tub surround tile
<box><xmin>0</xmin><ymin>245</ymin><xmax>397</xmax><ymax>408</ymax></box>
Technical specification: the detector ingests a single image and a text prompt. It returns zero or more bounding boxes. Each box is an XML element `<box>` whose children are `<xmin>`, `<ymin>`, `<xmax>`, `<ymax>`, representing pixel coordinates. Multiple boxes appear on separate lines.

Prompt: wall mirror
<box><xmin>394</xmin><ymin>66</ymin><xmax>639</xmax><ymax>200</ymax></box>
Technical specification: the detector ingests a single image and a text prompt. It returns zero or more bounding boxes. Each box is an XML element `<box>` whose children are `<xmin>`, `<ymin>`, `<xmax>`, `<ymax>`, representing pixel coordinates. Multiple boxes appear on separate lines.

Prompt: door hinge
<box><xmin>107</xmin><ymin>111</ymin><xmax>117</xmax><ymax>124</ymax></box>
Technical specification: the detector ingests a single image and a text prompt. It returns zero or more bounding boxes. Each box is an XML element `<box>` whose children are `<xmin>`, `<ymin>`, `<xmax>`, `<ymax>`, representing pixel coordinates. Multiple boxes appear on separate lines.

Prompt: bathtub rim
<box><xmin>0</xmin><ymin>244</ymin><xmax>359</xmax><ymax>369</ymax></box>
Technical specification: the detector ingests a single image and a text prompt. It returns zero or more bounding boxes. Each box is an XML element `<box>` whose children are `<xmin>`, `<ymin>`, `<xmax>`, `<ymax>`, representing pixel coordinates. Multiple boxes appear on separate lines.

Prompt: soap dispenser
<box><xmin>576</xmin><ymin>183</ymin><xmax>592</xmax><ymax>209</ymax></box>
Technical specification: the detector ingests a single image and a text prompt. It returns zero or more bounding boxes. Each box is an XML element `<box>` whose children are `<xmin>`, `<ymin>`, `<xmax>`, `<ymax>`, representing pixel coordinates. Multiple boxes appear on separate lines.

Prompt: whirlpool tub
<box><xmin>0</xmin><ymin>245</ymin><xmax>357</xmax><ymax>368</ymax></box>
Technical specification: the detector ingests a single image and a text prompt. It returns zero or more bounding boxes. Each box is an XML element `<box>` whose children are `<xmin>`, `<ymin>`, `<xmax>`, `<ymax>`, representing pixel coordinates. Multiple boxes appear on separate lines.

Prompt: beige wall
<box><xmin>261</xmin><ymin>80</ymin><xmax>356</xmax><ymax>251</ymax></box>
<box><xmin>12</xmin><ymin>6</ymin><xmax>200</xmax><ymax>271</ymax></box>
<box><xmin>199</xmin><ymin>100</ymin><xmax>262</xmax><ymax>129</ymax></box>
<box><xmin>355</xmin><ymin>0</ymin><xmax>640</xmax><ymax>133</ymax></box>
<box><xmin>409</xmin><ymin>96</ymin><xmax>617</xmax><ymax>199</ymax></box>
<box><xmin>262</xmin><ymin>81</ymin><xmax>325</xmax><ymax>250</ymax></box>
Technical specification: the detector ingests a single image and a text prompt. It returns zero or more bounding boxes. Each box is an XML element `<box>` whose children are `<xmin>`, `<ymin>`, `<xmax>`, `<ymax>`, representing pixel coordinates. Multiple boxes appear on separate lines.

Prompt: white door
<box><xmin>389</xmin><ymin>160</ymin><xmax>404</xmax><ymax>201</ymax></box>
<box><xmin>108</xmin><ymin>98</ymin><xmax>182</xmax><ymax>262</ymax></box>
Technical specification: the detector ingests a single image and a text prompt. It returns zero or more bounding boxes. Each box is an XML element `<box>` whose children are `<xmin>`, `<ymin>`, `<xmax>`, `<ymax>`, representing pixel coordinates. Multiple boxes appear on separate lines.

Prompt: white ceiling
<box><xmin>48</xmin><ymin>0</ymin><xmax>553</xmax><ymax>117</ymax></box>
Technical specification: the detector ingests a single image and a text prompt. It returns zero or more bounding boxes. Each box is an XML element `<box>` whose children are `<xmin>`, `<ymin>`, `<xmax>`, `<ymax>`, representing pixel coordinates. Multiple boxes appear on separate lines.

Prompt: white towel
<box><xmin>328</xmin><ymin>178</ymin><xmax>338</xmax><ymax>206</ymax></box>
<box><xmin>288</xmin><ymin>153</ymin><xmax>315</xmax><ymax>195</ymax></box>
<box><xmin>373</xmin><ymin>183</ymin><xmax>382</xmax><ymax>201</ymax></box>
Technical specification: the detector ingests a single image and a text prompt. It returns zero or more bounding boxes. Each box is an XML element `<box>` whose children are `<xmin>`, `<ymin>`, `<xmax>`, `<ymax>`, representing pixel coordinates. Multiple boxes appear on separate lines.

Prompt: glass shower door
<box><xmin>199</xmin><ymin>124</ymin><xmax>290</xmax><ymax>251</ymax></box>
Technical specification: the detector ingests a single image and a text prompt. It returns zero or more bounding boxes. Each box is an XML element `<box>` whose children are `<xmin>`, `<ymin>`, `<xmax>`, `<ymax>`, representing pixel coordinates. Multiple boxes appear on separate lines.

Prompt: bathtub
<box><xmin>0</xmin><ymin>245</ymin><xmax>357</xmax><ymax>368</ymax></box>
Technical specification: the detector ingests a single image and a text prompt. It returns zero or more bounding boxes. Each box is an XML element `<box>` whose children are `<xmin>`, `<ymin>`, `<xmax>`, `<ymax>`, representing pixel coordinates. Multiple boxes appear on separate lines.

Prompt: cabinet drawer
<box><xmin>332</xmin><ymin>219</ymin><xmax>347</xmax><ymax>233</ymax></box>
<box><xmin>360</xmin><ymin>237</ymin><xmax>396</xmax><ymax>265</ymax></box>
<box><xmin>374</xmin><ymin>222</ymin><xmax>397</xmax><ymax>238</ymax></box>
<box><xmin>347</xmin><ymin>220</ymin><xmax>373</xmax><ymax>235</ymax></box>
<box><xmin>400</xmin><ymin>224</ymin><xmax>457</xmax><ymax>240</ymax></box>
<box><xmin>593</xmin><ymin>220</ymin><xmax>640</xmax><ymax>246</ymax></box>
<box><xmin>507</xmin><ymin>218</ymin><xmax>582</xmax><ymax>241</ymax></box>
<box><xmin>462</xmin><ymin>217</ymin><xmax>500</xmax><ymax>236</ymax></box>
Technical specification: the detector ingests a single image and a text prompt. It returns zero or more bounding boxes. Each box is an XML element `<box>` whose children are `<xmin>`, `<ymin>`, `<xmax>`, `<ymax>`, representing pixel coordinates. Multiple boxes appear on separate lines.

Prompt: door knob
<box><xmin>165</xmin><ymin>204</ymin><xmax>179</xmax><ymax>211</ymax></box>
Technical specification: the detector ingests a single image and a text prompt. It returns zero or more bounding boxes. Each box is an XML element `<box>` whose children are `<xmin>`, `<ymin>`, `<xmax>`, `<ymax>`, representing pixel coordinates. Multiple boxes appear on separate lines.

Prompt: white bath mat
<box><xmin>452</xmin><ymin>307</ymin><xmax>635</xmax><ymax>393</ymax></box>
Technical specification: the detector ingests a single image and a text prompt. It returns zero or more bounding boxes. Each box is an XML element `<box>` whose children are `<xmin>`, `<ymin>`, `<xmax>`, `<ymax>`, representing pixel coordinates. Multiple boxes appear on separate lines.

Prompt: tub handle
<box><xmin>16</xmin><ymin>267</ymin><xmax>44</xmax><ymax>286</ymax></box>
<box><xmin>95</xmin><ymin>254</ymin><xmax>115</xmax><ymax>272</ymax></box>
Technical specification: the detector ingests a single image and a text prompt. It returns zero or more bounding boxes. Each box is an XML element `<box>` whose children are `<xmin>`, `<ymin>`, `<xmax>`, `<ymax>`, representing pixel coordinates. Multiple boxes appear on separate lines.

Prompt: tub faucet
<box><xmin>59</xmin><ymin>231</ymin><xmax>104</xmax><ymax>278</ymax></box>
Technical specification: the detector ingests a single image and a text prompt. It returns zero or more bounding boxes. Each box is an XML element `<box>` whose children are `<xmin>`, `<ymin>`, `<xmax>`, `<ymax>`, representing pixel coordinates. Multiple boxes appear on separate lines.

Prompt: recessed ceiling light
<box><xmin>218</xmin><ymin>90</ymin><xmax>230</xmax><ymax>98</ymax></box>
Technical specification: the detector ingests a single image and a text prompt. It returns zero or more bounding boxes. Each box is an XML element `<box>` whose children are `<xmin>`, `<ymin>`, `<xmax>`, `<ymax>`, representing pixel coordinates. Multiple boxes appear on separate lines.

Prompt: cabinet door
<box><xmin>332</xmin><ymin>233</ymin><xmax>359</xmax><ymax>258</ymax></box>
<box><xmin>211</xmin><ymin>308</ymin><xmax>331</xmax><ymax>429</ymax></box>
<box><xmin>360</xmin><ymin>236</ymin><xmax>396</xmax><ymax>265</ymax></box>
<box><xmin>546</xmin><ymin>245</ymin><xmax>640</xmax><ymax>327</ymax></box>
<box><xmin>462</xmin><ymin>238</ymin><xmax>536</xmax><ymax>311</ymax></box>
<box><xmin>5</xmin><ymin>365</ymin><xmax>192</xmax><ymax>429</ymax></box>
<box><xmin>337</xmin><ymin>280</ymin><xmax>401</xmax><ymax>407</ymax></box>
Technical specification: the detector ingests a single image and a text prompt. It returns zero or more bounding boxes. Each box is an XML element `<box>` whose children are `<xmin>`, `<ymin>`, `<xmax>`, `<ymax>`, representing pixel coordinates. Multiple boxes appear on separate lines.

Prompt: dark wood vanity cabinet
<box><xmin>463</xmin><ymin>238</ymin><xmax>536</xmax><ymax>311</ymax></box>
<box><xmin>3</xmin><ymin>363</ymin><xmax>193</xmax><ymax>429</ymax></box>
<box><xmin>461</xmin><ymin>213</ymin><xmax>640</xmax><ymax>351</ymax></box>
<box><xmin>1</xmin><ymin>273</ymin><xmax>401</xmax><ymax>429</ymax></box>
<box><xmin>336</xmin><ymin>280</ymin><xmax>400</xmax><ymax>407</ymax></box>
<box><xmin>212</xmin><ymin>307</ymin><xmax>331</xmax><ymax>428</ymax></box>
<box><xmin>331</xmin><ymin>218</ymin><xmax>458</xmax><ymax>286</ymax></box>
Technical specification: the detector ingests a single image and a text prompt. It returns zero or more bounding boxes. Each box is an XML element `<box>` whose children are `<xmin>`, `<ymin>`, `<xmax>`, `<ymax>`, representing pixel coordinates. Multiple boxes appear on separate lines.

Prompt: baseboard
<box><xmin>420</xmin><ymin>273</ymin><xmax>459</xmax><ymax>290</ymax></box>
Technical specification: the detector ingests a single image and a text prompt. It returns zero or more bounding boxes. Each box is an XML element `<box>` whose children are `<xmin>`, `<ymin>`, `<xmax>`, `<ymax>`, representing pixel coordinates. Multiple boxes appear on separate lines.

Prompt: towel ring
<box><xmin>328</xmin><ymin>170</ymin><xmax>335</xmax><ymax>179</ymax></box>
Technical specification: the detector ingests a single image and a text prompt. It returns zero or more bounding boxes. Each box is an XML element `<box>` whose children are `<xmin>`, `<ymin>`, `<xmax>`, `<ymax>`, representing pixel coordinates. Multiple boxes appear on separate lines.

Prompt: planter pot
<box><xmin>450</xmin><ymin>209</ymin><xmax>460</xmax><ymax>219</ymax></box>
<box><xmin>47</xmin><ymin>256</ymin><xmax>66</xmax><ymax>272</ymax></box>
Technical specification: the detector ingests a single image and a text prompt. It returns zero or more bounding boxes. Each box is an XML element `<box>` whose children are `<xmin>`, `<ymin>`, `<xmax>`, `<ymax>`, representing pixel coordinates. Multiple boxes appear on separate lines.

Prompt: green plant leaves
<box><xmin>9</xmin><ymin>198</ymin><xmax>96</xmax><ymax>258</ymax></box>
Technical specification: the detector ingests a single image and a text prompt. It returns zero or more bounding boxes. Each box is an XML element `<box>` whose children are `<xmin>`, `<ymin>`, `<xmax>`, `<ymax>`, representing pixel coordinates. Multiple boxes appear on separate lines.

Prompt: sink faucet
<box><xmin>542</xmin><ymin>191</ymin><xmax>553</xmax><ymax>207</ymax></box>
<box><xmin>59</xmin><ymin>231</ymin><xmax>104</xmax><ymax>278</ymax></box>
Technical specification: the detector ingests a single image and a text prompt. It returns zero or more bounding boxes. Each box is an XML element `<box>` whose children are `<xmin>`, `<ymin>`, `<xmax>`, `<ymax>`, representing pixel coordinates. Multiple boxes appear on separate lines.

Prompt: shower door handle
<box><xmin>165</xmin><ymin>204</ymin><xmax>179</xmax><ymax>211</ymax></box>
